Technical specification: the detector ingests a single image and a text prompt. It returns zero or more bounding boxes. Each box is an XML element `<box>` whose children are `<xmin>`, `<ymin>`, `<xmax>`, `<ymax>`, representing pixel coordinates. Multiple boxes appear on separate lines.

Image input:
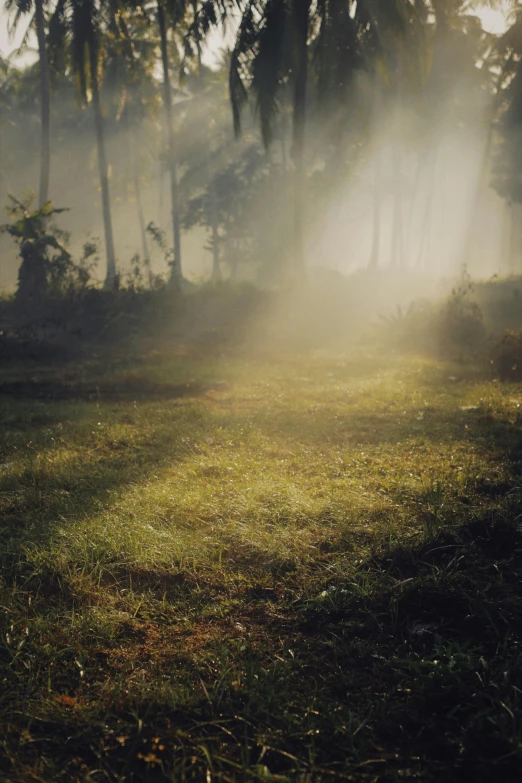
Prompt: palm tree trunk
<box><xmin>501</xmin><ymin>200</ymin><xmax>512</xmax><ymax>276</ymax></box>
<box><xmin>158</xmin><ymin>0</ymin><xmax>182</xmax><ymax>286</ymax></box>
<box><xmin>210</xmin><ymin>183</ymin><xmax>220</xmax><ymax>281</ymax></box>
<box><xmin>417</xmin><ymin>184</ymin><xmax>433</xmax><ymax>272</ymax></box>
<box><xmin>416</xmin><ymin>151</ymin><xmax>437</xmax><ymax>271</ymax></box>
<box><xmin>463</xmin><ymin>130</ymin><xmax>493</xmax><ymax>270</ymax></box>
<box><xmin>35</xmin><ymin>0</ymin><xmax>50</xmax><ymax>207</ymax></box>
<box><xmin>510</xmin><ymin>203</ymin><xmax>522</xmax><ymax>275</ymax></box>
<box><xmin>391</xmin><ymin>145</ymin><xmax>404</xmax><ymax>268</ymax></box>
<box><xmin>291</xmin><ymin>0</ymin><xmax>310</xmax><ymax>281</ymax></box>
<box><xmin>281</xmin><ymin>129</ymin><xmax>288</xmax><ymax>171</ymax></box>
<box><xmin>405</xmin><ymin>153</ymin><xmax>422</xmax><ymax>267</ymax></box>
<box><xmin>89</xmin><ymin>41</ymin><xmax>117</xmax><ymax>288</ymax></box>
<box><xmin>158</xmin><ymin>155</ymin><xmax>165</xmax><ymax>220</ymax></box>
<box><xmin>127</xmin><ymin>116</ymin><xmax>151</xmax><ymax>284</ymax></box>
<box><xmin>192</xmin><ymin>0</ymin><xmax>202</xmax><ymax>73</ymax></box>
<box><xmin>369</xmin><ymin>151</ymin><xmax>381</xmax><ymax>270</ymax></box>
<box><xmin>134</xmin><ymin>163</ymin><xmax>152</xmax><ymax>284</ymax></box>
<box><xmin>508</xmin><ymin>203</ymin><xmax>516</xmax><ymax>276</ymax></box>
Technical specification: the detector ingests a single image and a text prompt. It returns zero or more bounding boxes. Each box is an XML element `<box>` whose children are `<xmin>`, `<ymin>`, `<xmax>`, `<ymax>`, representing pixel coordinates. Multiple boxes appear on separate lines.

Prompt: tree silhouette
<box><xmin>5</xmin><ymin>0</ymin><xmax>51</xmax><ymax>207</ymax></box>
<box><xmin>49</xmin><ymin>0</ymin><xmax>117</xmax><ymax>288</ymax></box>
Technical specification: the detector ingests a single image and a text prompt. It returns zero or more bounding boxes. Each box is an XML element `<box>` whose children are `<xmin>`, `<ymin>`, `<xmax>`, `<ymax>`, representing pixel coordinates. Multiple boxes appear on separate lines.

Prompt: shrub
<box><xmin>375</xmin><ymin>270</ymin><xmax>487</xmax><ymax>362</ymax></box>
<box><xmin>491</xmin><ymin>330</ymin><xmax>522</xmax><ymax>380</ymax></box>
<box><xmin>0</xmin><ymin>196</ymin><xmax>95</xmax><ymax>309</ymax></box>
<box><xmin>378</xmin><ymin>301</ymin><xmax>436</xmax><ymax>352</ymax></box>
<box><xmin>435</xmin><ymin>270</ymin><xmax>486</xmax><ymax>360</ymax></box>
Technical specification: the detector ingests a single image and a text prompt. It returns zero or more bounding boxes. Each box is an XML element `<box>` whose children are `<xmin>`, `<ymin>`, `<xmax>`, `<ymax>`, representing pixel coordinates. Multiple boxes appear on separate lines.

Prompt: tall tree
<box><xmin>5</xmin><ymin>0</ymin><xmax>51</xmax><ymax>206</ymax></box>
<box><xmin>100</xmin><ymin>2</ymin><xmax>161</xmax><ymax>278</ymax></box>
<box><xmin>229</xmin><ymin>0</ymin><xmax>311</xmax><ymax>279</ymax></box>
<box><xmin>230</xmin><ymin>0</ymin><xmax>317</xmax><ymax>279</ymax></box>
<box><xmin>490</xmin><ymin>7</ymin><xmax>522</xmax><ymax>270</ymax></box>
<box><xmin>50</xmin><ymin>0</ymin><xmax>117</xmax><ymax>287</ymax></box>
<box><xmin>422</xmin><ymin>0</ymin><xmax>504</xmax><ymax>272</ymax></box>
<box><xmin>229</xmin><ymin>0</ymin><xmax>426</xmax><ymax>280</ymax></box>
<box><xmin>157</xmin><ymin>0</ymin><xmax>184</xmax><ymax>285</ymax></box>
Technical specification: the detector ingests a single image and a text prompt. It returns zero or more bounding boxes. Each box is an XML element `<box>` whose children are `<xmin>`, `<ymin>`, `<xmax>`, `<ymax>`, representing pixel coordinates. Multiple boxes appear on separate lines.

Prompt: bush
<box><xmin>0</xmin><ymin>196</ymin><xmax>94</xmax><ymax>310</ymax></box>
<box><xmin>377</xmin><ymin>270</ymin><xmax>487</xmax><ymax>362</ymax></box>
<box><xmin>435</xmin><ymin>271</ymin><xmax>486</xmax><ymax>360</ymax></box>
<box><xmin>378</xmin><ymin>301</ymin><xmax>436</xmax><ymax>352</ymax></box>
<box><xmin>491</xmin><ymin>330</ymin><xmax>522</xmax><ymax>380</ymax></box>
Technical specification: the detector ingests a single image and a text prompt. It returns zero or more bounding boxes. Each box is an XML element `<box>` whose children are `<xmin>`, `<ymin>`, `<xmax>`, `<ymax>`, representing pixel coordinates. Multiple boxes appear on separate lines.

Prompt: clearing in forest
<box><xmin>1</xmin><ymin>350</ymin><xmax>522</xmax><ymax>781</ymax></box>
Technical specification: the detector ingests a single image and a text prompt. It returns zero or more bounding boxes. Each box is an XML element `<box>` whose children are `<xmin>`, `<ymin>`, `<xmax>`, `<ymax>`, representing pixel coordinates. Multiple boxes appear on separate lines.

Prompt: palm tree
<box><xmin>369</xmin><ymin>148</ymin><xmax>381</xmax><ymax>270</ymax></box>
<box><xmin>189</xmin><ymin>3</ymin><xmax>222</xmax><ymax>282</ymax></box>
<box><xmin>229</xmin><ymin>0</ymin><xmax>426</xmax><ymax>280</ymax></box>
<box><xmin>125</xmin><ymin>108</ymin><xmax>152</xmax><ymax>279</ymax></box>
<box><xmin>157</xmin><ymin>0</ymin><xmax>188</xmax><ymax>286</ymax></box>
<box><xmin>424</xmin><ymin>0</ymin><xmax>507</xmax><ymax>271</ymax></box>
<box><xmin>362</xmin><ymin>0</ymin><xmax>428</xmax><ymax>270</ymax></box>
<box><xmin>0</xmin><ymin>55</ymin><xmax>13</xmax><ymax>189</ymax></box>
<box><xmin>230</xmin><ymin>0</ymin><xmax>311</xmax><ymax>279</ymax></box>
<box><xmin>291</xmin><ymin>0</ymin><xmax>311</xmax><ymax>279</ymax></box>
<box><xmin>5</xmin><ymin>0</ymin><xmax>51</xmax><ymax>207</ymax></box>
<box><xmin>100</xmin><ymin>3</ymin><xmax>160</xmax><ymax>281</ymax></box>
<box><xmin>50</xmin><ymin>0</ymin><xmax>117</xmax><ymax>287</ymax></box>
<box><xmin>191</xmin><ymin>0</ymin><xmax>202</xmax><ymax>71</ymax></box>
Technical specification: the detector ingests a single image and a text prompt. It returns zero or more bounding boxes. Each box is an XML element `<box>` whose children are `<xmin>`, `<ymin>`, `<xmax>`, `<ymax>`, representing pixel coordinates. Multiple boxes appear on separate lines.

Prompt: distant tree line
<box><xmin>2</xmin><ymin>0</ymin><xmax>522</xmax><ymax>287</ymax></box>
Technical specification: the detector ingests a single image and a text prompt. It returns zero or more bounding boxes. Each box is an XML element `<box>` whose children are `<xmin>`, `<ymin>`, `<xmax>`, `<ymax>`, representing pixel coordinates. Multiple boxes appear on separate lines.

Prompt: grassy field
<box><xmin>1</xmin><ymin>346</ymin><xmax>522</xmax><ymax>781</ymax></box>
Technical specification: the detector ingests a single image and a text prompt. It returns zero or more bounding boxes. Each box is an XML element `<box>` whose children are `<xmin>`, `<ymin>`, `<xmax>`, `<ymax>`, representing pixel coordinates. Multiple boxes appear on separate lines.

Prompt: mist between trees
<box><xmin>1</xmin><ymin>0</ymin><xmax>522</xmax><ymax>300</ymax></box>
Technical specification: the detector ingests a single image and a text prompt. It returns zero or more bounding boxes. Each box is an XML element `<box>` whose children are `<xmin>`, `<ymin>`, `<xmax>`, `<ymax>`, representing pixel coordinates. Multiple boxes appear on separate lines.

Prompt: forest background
<box><xmin>1</xmin><ymin>0</ymin><xmax>522</xmax><ymax>297</ymax></box>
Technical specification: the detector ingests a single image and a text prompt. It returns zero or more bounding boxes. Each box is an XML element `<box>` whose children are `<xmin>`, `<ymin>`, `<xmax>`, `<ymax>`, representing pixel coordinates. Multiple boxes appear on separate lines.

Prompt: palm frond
<box><xmin>5</xmin><ymin>0</ymin><xmax>33</xmax><ymax>35</ymax></box>
<box><xmin>47</xmin><ymin>0</ymin><xmax>68</xmax><ymax>72</ymax></box>
<box><xmin>251</xmin><ymin>0</ymin><xmax>289</xmax><ymax>146</ymax></box>
<box><xmin>229</xmin><ymin>0</ymin><xmax>256</xmax><ymax>138</ymax></box>
<box><xmin>70</xmin><ymin>0</ymin><xmax>97</xmax><ymax>101</ymax></box>
<box><xmin>313</xmin><ymin>0</ymin><xmax>361</xmax><ymax>104</ymax></box>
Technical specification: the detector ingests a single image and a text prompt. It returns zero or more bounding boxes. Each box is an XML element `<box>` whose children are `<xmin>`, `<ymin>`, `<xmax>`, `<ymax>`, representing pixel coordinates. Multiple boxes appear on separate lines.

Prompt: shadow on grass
<box><xmin>291</xmin><ymin>512</ymin><xmax>522</xmax><ymax>781</ymax></box>
<box><xmin>0</xmin><ymin>379</ymin><xmax>209</xmax><ymax>402</ymax></box>
<box><xmin>3</xmin><ymin>514</ymin><xmax>522</xmax><ymax>782</ymax></box>
<box><xmin>3</xmin><ymin>362</ymin><xmax>522</xmax><ymax>779</ymax></box>
<box><xmin>0</xmin><ymin>405</ymin><xmax>211</xmax><ymax>587</ymax></box>
<box><xmin>243</xmin><ymin>397</ymin><xmax>522</xmax><ymax>456</ymax></box>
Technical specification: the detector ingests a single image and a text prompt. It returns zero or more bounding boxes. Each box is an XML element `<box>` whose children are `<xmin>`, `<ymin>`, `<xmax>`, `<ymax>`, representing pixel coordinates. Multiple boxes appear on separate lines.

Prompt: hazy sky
<box><xmin>0</xmin><ymin>3</ymin><xmax>512</xmax><ymax>62</ymax></box>
<box><xmin>478</xmin><ymin>2</ymin><xmax>511</xmax><ymax>33</ymax></box>
<box><xmin>0</xmin><ymin>4</ymin><xmax>29</xmax><ymax>61</ymax></box>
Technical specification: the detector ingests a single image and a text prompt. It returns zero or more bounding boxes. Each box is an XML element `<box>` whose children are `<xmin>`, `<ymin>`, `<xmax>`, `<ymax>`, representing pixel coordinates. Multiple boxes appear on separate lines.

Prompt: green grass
<box><xmin>1</xmin><ymin>348</ymin><xmax>522</xmax><ymax>781</ymax></box>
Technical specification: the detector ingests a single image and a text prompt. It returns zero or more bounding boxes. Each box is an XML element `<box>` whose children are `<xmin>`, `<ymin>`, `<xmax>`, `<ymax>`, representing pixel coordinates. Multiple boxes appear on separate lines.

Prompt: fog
<box><xmin>309</xmin><ymin>132</ymin><xmax>509</xmax><ymax>278</ymax></box>
<box><xmin>0</xmin><ymin>1</ymin><xmax>519</xmax><ymax>326</ymax></box>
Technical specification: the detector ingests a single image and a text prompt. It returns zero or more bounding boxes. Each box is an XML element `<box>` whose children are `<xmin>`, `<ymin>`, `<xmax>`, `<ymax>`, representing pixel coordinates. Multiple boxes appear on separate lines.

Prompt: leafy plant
<box><xmin>436</xmin><ymin>269</ymin><xmax>487</xmax><ymax>360</ymax></box>
<box><xmin>491</xmin><ymin>329</ymin><xmax>522</xmax><ymax>380</ymax></box>
<box><xmin>146</xmin><ymin>221</ymin><xmax>172</xmax><ymax>269</ymax></box>
<box><xmin>1</xmin><ymin>196</ymin><xmax>95</xmax><ymax>305</ymax></box>
<box><xmin>377</xmin><ymin>300</ymin><xmax>436</xmax><ymax>353</ymax></box>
